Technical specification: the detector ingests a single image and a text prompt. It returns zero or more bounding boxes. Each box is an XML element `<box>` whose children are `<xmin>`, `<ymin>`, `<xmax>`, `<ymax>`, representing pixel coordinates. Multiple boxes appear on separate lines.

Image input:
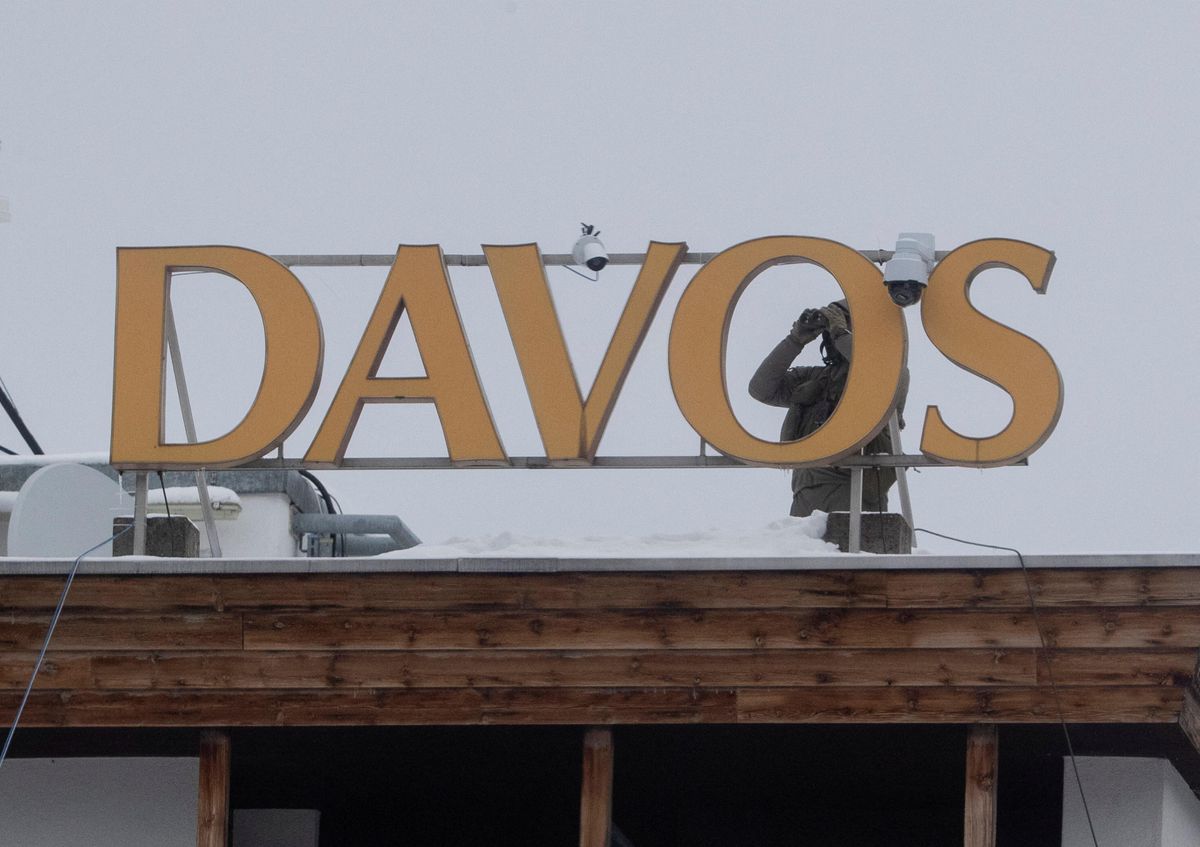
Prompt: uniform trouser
<box><xmin>790</xmin><ymin>465</ymin><xmax>896</xmax><ymax>518</ymax></box>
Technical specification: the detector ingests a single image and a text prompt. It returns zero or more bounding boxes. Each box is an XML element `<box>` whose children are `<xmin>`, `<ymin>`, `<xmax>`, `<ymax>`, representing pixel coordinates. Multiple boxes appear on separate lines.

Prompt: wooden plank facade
<box><xmin>1</xmin><ymin>567</ymin><xmax>1198</xmax><ymax>728</ymax></box>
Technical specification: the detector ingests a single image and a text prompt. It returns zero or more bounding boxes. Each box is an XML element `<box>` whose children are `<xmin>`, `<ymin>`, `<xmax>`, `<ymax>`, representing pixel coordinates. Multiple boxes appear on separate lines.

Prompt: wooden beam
<box><xmin>964</xmin><ymin>724</ymin><xmax>998</xmax><ymax>847</ymax></box>
<box><xmin>1036</xmin><ymin>648</ymin><xmax>1196</xmax><ymax>687</ymax></box>
<box><xmin>888</xmin><ymin>568</ymin><xmax>1200</xmax><ymax>609</ymax></box>
<box><xmin>0</xmin><ymin>571</ymin><xmax>889</xmax><ymax>612</ymax></box>
<box><xmin>3</xmin><ymin>686</ymin><xmax>740</xmax><ymax>726</ymax></box>
<box><xmin>1</xmin><ymin>685</ymin><xmax>1182</xmax><ymax>727</ymax></box>
<box><xmin>892</xmin><ymin>566</ymin><xmax>1200</xmax><ymax>607</ymax></box>
<box><xmin>0</xmin><ymin>613</ymin><xmax>241</xmax><ymax>651</ymax></box>
<box><xmin>7</xmin><ymin>567</ymin><xmax>1200</xmax><ymax>613</ymax></box>
<box><xmin>197</xmin><ymin>730</ymin><xmax>231</xmax><ymax>847</ymax></box>
<box><xmin>0</xmin><ymin>647</ymin><xmax>1040</xmax><ymax>690</ymax></box>
<box><xmin>242</xmin><ymin>607</ymin><xmax>1200</xmax><ymax>652</ymax></box>
<box><xmin>9</xmin><ymin>646</ymin><xmax>1198</xmax><ymax>692</ymax></box>
<box><xmin>579</xmin><ymin>727</ymin><xmax>613</xmax><ymax>847</ymax></box>
<box><xmin>735</xmin><ymin>686</ymin><xmax>1182</xmax><ymax>724</ymax></box>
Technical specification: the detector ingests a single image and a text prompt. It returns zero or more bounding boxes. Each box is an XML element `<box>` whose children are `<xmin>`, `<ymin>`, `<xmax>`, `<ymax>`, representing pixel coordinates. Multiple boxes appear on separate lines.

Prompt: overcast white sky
<box><xmin>1</xmin><ymin>1</ymin><xmax>1197</xmax><ymax>554</ymax></box>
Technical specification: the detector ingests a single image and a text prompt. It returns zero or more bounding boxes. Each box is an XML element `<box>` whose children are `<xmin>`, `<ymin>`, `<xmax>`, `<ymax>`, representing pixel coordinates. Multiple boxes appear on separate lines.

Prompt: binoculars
<box><xmin>798</xmin><ymin>308</ymin><xmax>829</xmax><ymax>329</ymax></box>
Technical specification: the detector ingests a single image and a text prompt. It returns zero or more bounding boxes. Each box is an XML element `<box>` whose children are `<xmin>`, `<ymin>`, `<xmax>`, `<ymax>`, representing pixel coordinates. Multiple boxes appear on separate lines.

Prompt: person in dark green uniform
<box><xmin>748</xmin><ymin>300</ymin><xmax>907</xmax><ymax>517</ymax></box>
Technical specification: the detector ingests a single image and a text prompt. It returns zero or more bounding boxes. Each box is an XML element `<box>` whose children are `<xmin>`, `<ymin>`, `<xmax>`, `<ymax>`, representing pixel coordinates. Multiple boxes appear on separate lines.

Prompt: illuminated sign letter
<box><xmin>304</xmin><ymin>245</ymin><xmax>506</xmax><ymax>466</ymax></box>
<box><xmin>486</xmin><ymin>241</ymin><xmax>687</xmax><ymax>463</ymax></box>
<box><xmin>111</xmin><ymin>244</ymin><xmax>324</xmax><ymax>467</ymax></box>
<box><xmin>668</xmin><ymin>236</ymin><xmax>906</xmax><ymax>466</ymax></box>
<box><xmin>111</xmin><ymin>246</ymin><xmax>323</xmax><ymax>469</ymax></box>
<box><xmin>920</xmin><ymin>239</ymin><xmax>1062</xmax><ymax>466</ymax></box>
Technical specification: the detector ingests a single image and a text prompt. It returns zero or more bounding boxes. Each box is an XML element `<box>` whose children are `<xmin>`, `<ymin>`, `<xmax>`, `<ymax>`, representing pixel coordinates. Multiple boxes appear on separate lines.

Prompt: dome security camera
<box><xmin>572</xmin><ymin>223</ymin><xmax>608</xmax><ymax>273</ymax></box>
<box><xmin>883</xmin><ymin>232</ymin><xmax>935</xmax><ymax>306</ymax></box>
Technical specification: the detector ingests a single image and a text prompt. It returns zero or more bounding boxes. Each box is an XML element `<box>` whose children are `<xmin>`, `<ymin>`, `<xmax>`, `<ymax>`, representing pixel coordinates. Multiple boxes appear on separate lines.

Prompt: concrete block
<box><xmin>823</xmin><ymin>512</ymin><xmax>912</xmax><ymax>554</ymax></box>
<box><xmin>113</xmin><ymin>516</ymin><xmax>200</xmax><ymax>557</ymax></box>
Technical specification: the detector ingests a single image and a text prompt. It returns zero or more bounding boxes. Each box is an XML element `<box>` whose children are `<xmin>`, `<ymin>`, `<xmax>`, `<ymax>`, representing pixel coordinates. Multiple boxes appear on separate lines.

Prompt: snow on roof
<box><xmin>381</xmin><ymin>516</ymin><xmax>840</xmax><ymax>558</ymax></box>
<box><xmin>0</xmin><ymin>452</ymin><xmax>109</xmax><ymax>466</ymax></box>
<box><xmin>147</xmin><ymin>486</ymin><xmax>240</xmax><ymax>507</ymax></box>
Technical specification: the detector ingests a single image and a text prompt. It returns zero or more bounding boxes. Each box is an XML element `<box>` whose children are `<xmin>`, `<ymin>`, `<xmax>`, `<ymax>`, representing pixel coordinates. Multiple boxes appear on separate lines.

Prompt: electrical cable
<box><xmin>0</xmin><ymin>523</ymin><xmax>135</xmax><ymax>771</ymax></box>
<box><xmin>298</xmin><ymin>469</ymin><xmax>341</xmax><ymax>556</ymax></box>
<box><xmin>562</xmin><ymin>264</ymin><xmax>599</xmax><ymax>282</ymax></box>
<box><xmin>298</xmin><ymin>469</ymin><xmax>335</xmax><ymax>516</ymax></box>
<box><xmin>0</xmin><ymin>443</ymin><xmax>15</xmax><ymax>456</ymax></box>
<box><xmin>914</xmin><ymin>527</ymin><xmax>1102</xmax><ymax>847</ymax></box>
<box><xmin>327</xmin><ymin>493</ymin><xmax>346</xmax><ymax>556</ymax></box>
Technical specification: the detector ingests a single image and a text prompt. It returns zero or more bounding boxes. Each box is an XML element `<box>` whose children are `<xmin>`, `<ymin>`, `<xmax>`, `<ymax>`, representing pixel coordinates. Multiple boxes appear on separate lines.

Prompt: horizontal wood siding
<box><xmin>1</xmin><ymin>568</ymin><xmax>1197</xmax><ymax>727</ymax></box>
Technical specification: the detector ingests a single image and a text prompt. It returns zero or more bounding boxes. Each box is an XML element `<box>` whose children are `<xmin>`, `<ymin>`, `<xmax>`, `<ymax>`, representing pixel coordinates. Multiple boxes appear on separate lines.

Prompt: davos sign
<box><xmin>110</xmin><ymin>236</ymin><xmax>1062</xmax><ymax>472</ymax></box>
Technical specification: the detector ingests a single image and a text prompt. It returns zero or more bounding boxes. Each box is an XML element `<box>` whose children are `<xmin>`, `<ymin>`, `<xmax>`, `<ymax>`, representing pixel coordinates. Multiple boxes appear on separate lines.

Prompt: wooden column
<box><xmin>579</xmin><ymin>727</ymin><xmax>614</xmax><ymax>847</ymax></box>
<box><xmin>1179</xmin><ymin>673</ymin><xmax>1200</xmax><ymax>756</ymax></box>
<box><xmin>964</xmin><ymin>724</ymin><xmax>998</xmax><ymax>847</ymax></box>
<box><xmin>198</xmin><ymin>730</ymin><xmax>231</xmax><ymax>847</ymax></box>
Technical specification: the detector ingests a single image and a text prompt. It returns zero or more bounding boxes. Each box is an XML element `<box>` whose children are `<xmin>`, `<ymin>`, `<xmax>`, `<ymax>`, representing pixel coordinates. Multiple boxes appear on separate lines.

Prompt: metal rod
<box><xmin>270</xmin><ymin>249</ymin><xmax>953</xmax><ymax>269</ymax></box>
<box><xmin>227</xmin><ymin>454</ymin><xmax>1023</xmax><ymax>471</ymax></box>
<box><xmin>848</xmin><ymin>467</ymin><xmax>863</xmax><ymax>554</ymax></box>
<box><xmin>132</xmin><ymin>472</ymin><xmax>148</xmax><ymax>556</ymax></box>
<box><xmin>888</xmin><ymin>412</ymin><xmax>914</xmax><ymax>530</ymax></box>
<box><xmin>163</xmin><ymin>283</ymin><xmax>223</xmax><ymax>558</ymax></box>
<box><xmin>0</xmin><ymin>381</ymin><xmax>43</xmax><ymax>454</ymax></box>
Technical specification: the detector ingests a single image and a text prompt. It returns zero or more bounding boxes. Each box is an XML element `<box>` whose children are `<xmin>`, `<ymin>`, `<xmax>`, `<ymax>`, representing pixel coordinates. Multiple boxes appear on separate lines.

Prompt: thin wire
<box><xmin>561</xmin><ymin>264</ymin><xmax>599</xmax><ymax>282</ymax></box>
<box><xmin>0</xmin><ymin>523</ymin><xmax>135</xmax><ymax>770</ymax></box>
<box><xmin>0</xmin><ymin>443</ymin><xmax>15</xmax><ymax>456</ymax></box>
<box><xmin>915</xmin><ymin>527</ymin><xmax>1101</xmax><ymax>847</ymax></box>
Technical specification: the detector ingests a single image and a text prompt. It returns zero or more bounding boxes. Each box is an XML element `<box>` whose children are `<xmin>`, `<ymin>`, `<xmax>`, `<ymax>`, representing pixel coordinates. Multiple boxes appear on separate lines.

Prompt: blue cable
<box><xmin>0</xmin><ymin>523</ymin><xmax>134</xmax><ymax>770</ymax></box>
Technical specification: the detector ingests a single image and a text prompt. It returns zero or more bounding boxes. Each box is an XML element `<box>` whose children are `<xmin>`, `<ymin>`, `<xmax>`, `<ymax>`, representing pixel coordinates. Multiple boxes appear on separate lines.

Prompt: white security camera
<box><xmin>883</xmin><ymin>232</ymin><xmax>935</xmax><ymax>306</ymax></box>
<box><xmin>572</xmin><ymin>223</ymin><xmax>608</xmax><ymax>272</ymax></box>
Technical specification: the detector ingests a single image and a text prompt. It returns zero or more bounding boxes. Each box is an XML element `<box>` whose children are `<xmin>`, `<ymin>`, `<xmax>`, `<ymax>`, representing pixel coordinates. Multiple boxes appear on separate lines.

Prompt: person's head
<box><xmin>820</xmin><ymin>299</ymin><xmax>851</xmax><ymax>365</ymax></box>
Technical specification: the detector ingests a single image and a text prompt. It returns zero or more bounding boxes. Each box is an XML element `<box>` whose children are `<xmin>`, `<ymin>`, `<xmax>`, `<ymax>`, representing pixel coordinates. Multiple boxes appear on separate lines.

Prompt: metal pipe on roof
<box><xmin>271</xmin><ymin>250</ymin><xmax>953</xmax><ymax>268</ymax></box>
<box><xmin>291</xmin><ymin>513</ymin><xmax>421</xmax><ymax>553</ymax></box>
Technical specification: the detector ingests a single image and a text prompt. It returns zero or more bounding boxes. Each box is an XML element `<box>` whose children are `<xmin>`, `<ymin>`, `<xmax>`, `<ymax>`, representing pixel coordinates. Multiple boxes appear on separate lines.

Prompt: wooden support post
<box><xmin>1182</xmin><ymin>687</ymin><xmax>1200</xmax><ymax>756</ymax></box>
<box><xmin>198</xmin><ymin>730</ymin><xmax>231</xmax><ymax>847</ymax></box>
<box><xmin>1179</xmin><ymin>658</ymin><xmax>1200</xmax><ymax>756</ymax></box>
<box><xmin>964</xmin><ymin>724</ymin><xmax>998</xmax><ymax>847</ymax></box>
<box><xmin>579</xmin><ymin>727</ymin><xmax>614</xmax><ymax>847</ymax></box>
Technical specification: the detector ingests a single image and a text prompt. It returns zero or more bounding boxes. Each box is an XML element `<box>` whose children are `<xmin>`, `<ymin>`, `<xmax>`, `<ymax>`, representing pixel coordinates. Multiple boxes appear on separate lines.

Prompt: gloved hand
<box><xmin>789</xmin><ymin>309</ymin><xmax>827</xmax><ymax>344</ymax></box>
<box><xmin>821</xmin><ymin>304</ymin><xmax>850</xmax><ymax>339</ymax></box>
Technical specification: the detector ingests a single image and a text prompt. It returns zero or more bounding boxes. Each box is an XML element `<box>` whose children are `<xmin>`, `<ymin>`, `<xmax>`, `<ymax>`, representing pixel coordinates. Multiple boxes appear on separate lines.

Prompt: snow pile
<box><xmin>382</xmin><ymin>515</ymin><xmax>837</xmax><ymax>558</ymax></box>
<box><xmin>147</xmin><ymin>485</ymin><xmax>240</xmax><ymax>509</ymax></box>
<box><xmin>0</xmin><ymin>452</ymin><xmax>109</xmax><ymax>467</ymax></box>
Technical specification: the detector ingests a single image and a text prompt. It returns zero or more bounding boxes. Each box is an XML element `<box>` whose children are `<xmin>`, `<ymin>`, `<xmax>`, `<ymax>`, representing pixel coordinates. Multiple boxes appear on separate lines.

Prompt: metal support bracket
<box><xmin>132</xmin><ymin>471</ymin><xmax>148</xmax><ymax>556</ymax></box>
<box><xmin>889</xmin><ymin>411</ymin><xmax>915</xmax><ymax>530</ymax></box>
<box><xmin>164</xmin><ymin>279</ymin><xmax>222</xmax><ymax>557</ymax></box>
<box><xmin>848</xmin><ymin>467</ymin><xmax>864</xmax><ymax>554</ymax></box>
<box><xmin>847</xmin><ymin>409</ymin><xmax>914</xmax><ymax>554</ymax></box>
